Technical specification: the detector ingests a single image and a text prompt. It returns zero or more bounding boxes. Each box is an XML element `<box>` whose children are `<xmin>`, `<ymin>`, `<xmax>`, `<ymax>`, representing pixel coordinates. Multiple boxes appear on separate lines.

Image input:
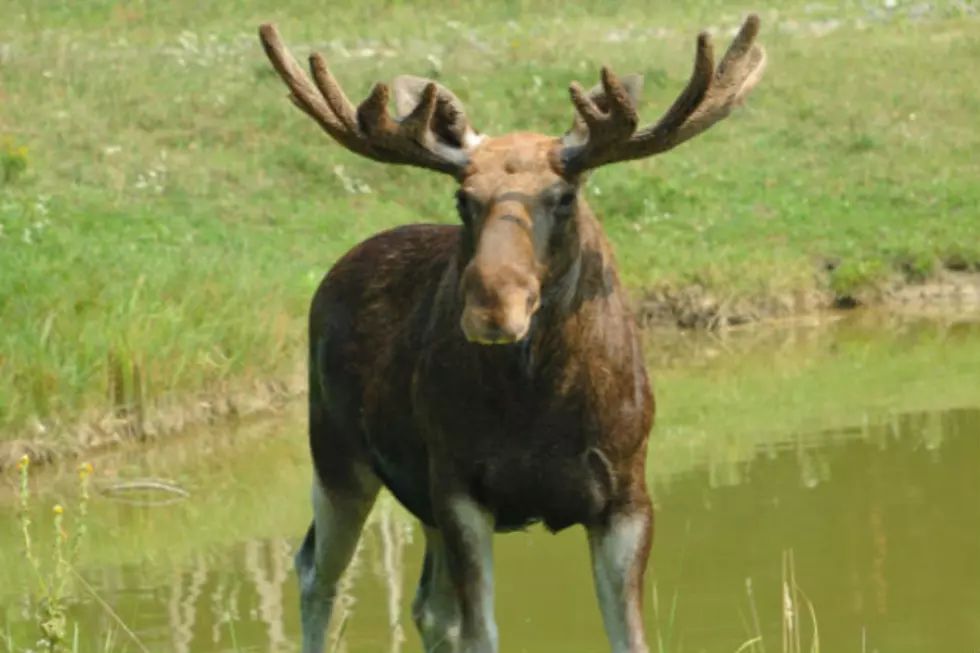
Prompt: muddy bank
<box><xmin>0</xmin><ymin>373</ymin><xmax>307</xmax><ymax>474</ymax></box>
<box><xmin>636</xmin><ymin>269</ymin><xmax>980</xmax><ymax>329</ymax></box>
<box><xmin>2</xmin><ymin>271</ymin><xmax>978</xmax><ymax>473</ymax></box>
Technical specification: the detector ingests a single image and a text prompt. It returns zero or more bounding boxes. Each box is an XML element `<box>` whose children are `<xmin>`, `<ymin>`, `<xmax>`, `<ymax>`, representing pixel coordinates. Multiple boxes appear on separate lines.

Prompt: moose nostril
<box><xmin>526</xmin><ymin>292</ymin><xmax>539</xmax><ymax>313</ymax></box>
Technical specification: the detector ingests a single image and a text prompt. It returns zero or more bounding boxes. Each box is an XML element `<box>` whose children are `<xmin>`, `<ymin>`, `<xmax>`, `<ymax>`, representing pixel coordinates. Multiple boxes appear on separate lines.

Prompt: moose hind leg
<box><xmin>587</xmin><ymin>492</ymin><xmax>654</xmax><ymax>653</ymax></box>
<box><xmin>296</xmin><ymin>471</ymin><xmax>380</xmax><ymax>653</ymax></box>
<box><xmin>412</xmin><ymin>526</ymin><xmax>462</xmax><ymax>653</ymax></box>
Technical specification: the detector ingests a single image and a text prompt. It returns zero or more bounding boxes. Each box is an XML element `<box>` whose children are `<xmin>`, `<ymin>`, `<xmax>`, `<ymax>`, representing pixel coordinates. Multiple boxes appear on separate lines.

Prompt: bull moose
<box><xmin>258</xmin><ymin>14</ymin><xmax>766</xmax><ymax>653</ymax></box>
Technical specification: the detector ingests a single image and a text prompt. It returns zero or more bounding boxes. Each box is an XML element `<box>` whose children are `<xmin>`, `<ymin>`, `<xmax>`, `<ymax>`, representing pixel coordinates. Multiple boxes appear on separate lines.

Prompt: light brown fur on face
<box><xmin>457</xmin><ymin>133</ymin><xmax>566</xmax><ymax>344</ymax></box>
<box><xmin>258</xmin><ymin>15</ymin><xmax>767</xmax><ymax>653</ymax></box>
<box><xmin>458</xmin><ymin>222</ymin><xmax>540</xmax><ymax>344</ymax></box>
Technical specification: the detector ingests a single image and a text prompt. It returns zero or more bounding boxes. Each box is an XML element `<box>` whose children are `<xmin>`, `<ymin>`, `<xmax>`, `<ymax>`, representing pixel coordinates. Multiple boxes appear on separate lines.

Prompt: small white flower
<box><xmin>426</xmin><ymin>54</ymin><xmax>442</xmax><ymax>74</ymax></box>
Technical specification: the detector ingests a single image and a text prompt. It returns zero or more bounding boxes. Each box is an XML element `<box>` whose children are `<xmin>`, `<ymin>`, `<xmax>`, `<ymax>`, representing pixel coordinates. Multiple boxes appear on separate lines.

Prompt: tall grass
<box><xmin>732</xmin><ymin>550</ymin><xmax>821</xmax><ymax>653</ymax></box>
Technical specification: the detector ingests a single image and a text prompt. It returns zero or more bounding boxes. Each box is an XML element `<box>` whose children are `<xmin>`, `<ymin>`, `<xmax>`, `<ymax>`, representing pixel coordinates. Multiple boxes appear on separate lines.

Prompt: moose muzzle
<box><xmin>459</xmin><ymin>214</ymin><xmax>542</xmax><ymax>345</ymax></box>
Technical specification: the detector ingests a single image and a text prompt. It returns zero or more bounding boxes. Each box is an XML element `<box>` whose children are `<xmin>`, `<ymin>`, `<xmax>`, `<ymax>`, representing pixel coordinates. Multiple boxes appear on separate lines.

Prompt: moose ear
<box><xmin>392</xmin><ymin>75</ymin><xmax>485</xmax><ymax>149</ymax></box>
<box><xmin>613</xmin><ymin>73</ymin><xmax>645</xmax><ymax>107</ymax></box>
<box><xmin>562</xmin><ymin>73</ymin><xmax>644</xmax><ymax>147</ymax></box>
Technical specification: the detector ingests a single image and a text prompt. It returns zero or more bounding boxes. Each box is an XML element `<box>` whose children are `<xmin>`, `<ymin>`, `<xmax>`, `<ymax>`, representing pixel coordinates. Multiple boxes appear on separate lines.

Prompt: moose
<box><xmin>258</xmin><ymin>14</ymin><xmax>766</xmax><ymax>653</ymax></box>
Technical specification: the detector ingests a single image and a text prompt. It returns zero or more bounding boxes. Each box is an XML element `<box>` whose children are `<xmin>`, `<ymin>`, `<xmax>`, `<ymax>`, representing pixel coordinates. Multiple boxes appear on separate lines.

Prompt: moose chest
<box><xmin>401</xmin><ymin>341</ymin><xmax>634</xmax><ymax>533</ymax></box>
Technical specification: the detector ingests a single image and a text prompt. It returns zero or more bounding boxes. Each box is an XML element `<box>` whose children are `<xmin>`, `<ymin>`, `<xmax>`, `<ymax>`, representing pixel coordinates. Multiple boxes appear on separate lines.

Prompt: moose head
<box><xmin>259</xmin><ymin>17</ymin><xmax>766</xmax><ymax>345</ymax></box>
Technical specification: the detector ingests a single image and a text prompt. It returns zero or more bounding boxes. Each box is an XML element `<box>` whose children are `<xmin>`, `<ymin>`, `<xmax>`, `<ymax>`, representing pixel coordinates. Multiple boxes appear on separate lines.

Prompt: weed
<box><xmin>0</xmin><ymin>136</ymin><xmax>29</xmax><ymax>185</ymax></box>
<box><xmin>14</xmin><ymin>457</ymin><xmax>91</xmax><ymax>652</ymax></box>
<box><xmin>735</xmin><ymin>550</ymin><xmax>820</xmax><ymax>653</ymax></box>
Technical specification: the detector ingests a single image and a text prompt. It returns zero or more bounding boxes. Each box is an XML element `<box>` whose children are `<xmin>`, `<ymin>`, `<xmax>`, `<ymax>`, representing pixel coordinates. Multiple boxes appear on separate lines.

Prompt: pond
<box><xmin>2</xmin><ymin>311</ymin><xmax>979</xmax><ymax>653</ymax></box>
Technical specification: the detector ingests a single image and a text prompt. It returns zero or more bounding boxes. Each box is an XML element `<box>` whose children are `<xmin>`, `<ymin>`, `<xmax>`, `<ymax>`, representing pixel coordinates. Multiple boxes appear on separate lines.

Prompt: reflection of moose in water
<box><xmin>256</xmin><ymin>10</ymin><xmax>766</xmax><ymax>653</ymax></box>
<box><xmin>159</xmin><ymin>499</ymin><xmax>410</xmax><ymax>653</ymax></box>
<box><xmin>3</xmin><ymin>500</ymin><xmax>405</xmax><ymax>653</ymax></box>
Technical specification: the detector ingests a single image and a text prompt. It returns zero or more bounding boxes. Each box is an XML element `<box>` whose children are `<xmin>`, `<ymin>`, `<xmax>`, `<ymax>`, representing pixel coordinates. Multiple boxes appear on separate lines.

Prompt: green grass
<box><xmin>1</xmin><ymin>0</ymin><xmax>979</xmax><ymax>443</ymax></box>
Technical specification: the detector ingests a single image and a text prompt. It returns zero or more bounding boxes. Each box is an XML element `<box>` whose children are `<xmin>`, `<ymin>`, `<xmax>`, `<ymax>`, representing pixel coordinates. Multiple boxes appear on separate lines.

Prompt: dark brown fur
<box><xmin>310</xmin><ymin>209</ymin><xmax>653</xmax><ymax>533</ymax></box>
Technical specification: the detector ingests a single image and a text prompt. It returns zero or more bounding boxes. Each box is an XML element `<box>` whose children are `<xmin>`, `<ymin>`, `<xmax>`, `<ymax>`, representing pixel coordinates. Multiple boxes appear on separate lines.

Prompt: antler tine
<box><xmin>562</xmin><ymin>67</ymin><xmax>641</xmax><ymax>170</ymax></box>
<box><xmin>352</xmin><ymin>80</ymin><xmax>445</xmax><ymax>158</ymax></box>
<box><xmin>258</xmin><ymin>23</ymin><xmax>468</xmax><ymax>177</ymax></box>
<box><xmin>560</xmin><ymin>13</ymin><xmax>766</xmax><ymax>176</ymax></box>
<box><xmin>307</xmin><ymin>52</ymin><xmax>361</xmax><ymax>134</ymax></box>
<box><xmin>258</xmin><ymin>24</ymin><xmax>357</xmax><ymax>148</ymax></box>
<box><xmin>631</xmin><ymin>14</ymin><xmax>766</xmax><ymax>152</ymax></box>
<box><xmin>646</xmin><ymin>31</ymin><xmax>717</xmax><ymax>140</ymax></box>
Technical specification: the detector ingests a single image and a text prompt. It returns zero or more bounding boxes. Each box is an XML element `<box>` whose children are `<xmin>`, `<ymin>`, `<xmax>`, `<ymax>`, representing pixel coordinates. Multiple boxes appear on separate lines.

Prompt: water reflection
<box><xmin>661</xmin><ymin>407</ymin><xmax>980</xmax><ymax>653</ymax></box>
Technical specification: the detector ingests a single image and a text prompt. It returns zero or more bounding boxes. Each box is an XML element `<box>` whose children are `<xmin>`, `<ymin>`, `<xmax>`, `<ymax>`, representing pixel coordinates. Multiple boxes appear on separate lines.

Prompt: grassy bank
<box><xmin>1</xmin><ymin>0</ymin><xmax>979</xmax><ymax>452</ymax></box>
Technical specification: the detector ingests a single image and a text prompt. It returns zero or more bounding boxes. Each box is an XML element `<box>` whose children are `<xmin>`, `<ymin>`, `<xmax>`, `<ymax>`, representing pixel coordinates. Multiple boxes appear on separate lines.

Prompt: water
<box><xmin>2</xmin><ymin>312</ymin><xmax>980</xmax><ymax>653</ymax></box>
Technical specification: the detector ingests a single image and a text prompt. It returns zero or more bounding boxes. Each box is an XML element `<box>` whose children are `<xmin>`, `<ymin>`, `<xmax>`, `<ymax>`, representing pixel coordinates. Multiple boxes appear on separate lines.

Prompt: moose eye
<box><xmin>555</xmin><ymin>189</ymin><xmax>577</xmax><ymax>215</ymax></box>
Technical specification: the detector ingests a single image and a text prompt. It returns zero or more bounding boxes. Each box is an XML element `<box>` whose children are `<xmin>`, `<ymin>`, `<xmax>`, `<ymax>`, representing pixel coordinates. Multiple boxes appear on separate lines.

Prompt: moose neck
<box><xmin>540</xmin><ymin>201</ymin><xmax>618</xmax><ymax>321</ymax></box>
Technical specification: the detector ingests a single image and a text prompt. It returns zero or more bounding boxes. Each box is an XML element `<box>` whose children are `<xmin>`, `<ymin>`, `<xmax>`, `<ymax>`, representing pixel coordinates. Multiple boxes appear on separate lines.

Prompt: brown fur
<box><xmin>259</xmin><ymin>16</ymin><xmax>766</xmax><ymax>653</ymax></box>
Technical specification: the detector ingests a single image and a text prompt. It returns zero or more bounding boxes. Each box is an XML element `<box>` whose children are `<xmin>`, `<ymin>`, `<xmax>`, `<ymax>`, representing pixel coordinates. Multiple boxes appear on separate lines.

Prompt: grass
<box><xmin>1</xmin><ymin>0</ymin><xmax>979</xmax><ymax>447</ymax></box>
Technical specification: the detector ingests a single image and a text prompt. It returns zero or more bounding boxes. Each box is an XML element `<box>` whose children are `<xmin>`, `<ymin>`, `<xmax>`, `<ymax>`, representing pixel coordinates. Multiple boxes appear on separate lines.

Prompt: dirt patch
<box><xmin>3</xmin><ymin>271</ymin><xmax>979</xmax><ymax>474</ymax></box>
<box><xmin>0</xmin><ymin>373</ymin><xmax>306</xmax><ymax>474</ymax></box>
<box><xmin>635</xmin><ymin>270</ymin><xmax>980</xmax><ymax>330</ymax></box>
<box><xmin>635</xmin><ymin>285</ymin><xmax>832</xmax><ymax>330</ymax></box>
<box><xmin>879</xmin><ymin>270</ymin><xmax>980</xmax><ymax>311</ymax></box>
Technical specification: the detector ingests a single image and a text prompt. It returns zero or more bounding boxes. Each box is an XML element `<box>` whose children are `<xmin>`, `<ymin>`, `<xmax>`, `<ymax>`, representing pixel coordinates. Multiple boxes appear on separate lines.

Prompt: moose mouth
<box><xmin>459</xmin><ymin>296</ymin><xmax>538</xmax><ymax>346</ymax></box>
<box><xmin>465</xmin><ymin>333</ymin><xmax>530</xmax><ymax>346</ymax></box>
<box><xmin>460</xmin><ymin>320</ymin><xmax>532</xmax><ymax>346</ymax></box>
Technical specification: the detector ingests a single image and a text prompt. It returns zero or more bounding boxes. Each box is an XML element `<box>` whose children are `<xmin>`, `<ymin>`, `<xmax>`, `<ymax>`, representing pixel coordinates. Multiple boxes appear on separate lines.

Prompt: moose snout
<box><xmin>459</xmin><ymin>269</ymin><xmax>540</xmax><ymax>346</ymax></box>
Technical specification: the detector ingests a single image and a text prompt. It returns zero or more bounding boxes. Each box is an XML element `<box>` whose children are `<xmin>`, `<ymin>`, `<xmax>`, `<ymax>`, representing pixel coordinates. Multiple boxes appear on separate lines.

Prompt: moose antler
<box><xmin>258</xmin><ymin>24</ymin><xmax>471</xmax><ymax>177</ymax></box>
<box><xmin>559</xmin><ymin>14</ymin><xmax>767</xmax><ymax>176</ymax></box>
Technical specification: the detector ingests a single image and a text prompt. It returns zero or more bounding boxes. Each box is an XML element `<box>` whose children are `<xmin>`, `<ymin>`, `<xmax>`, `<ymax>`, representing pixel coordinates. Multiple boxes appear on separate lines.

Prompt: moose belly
<box><xmin>367</xmin><ymin>435</ymin><xmax>614</xmax><ymax>534</ymax></box>
<box><xmin>470</xmin><ymin>445</ymin><xmax>615</xmax><ymax>533</ymax></box>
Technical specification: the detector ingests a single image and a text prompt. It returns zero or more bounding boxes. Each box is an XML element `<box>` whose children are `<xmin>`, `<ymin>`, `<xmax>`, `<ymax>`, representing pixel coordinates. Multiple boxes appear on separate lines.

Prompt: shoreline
<box><xmin>635</xmin><ymin>268</ymin><xmax>980</xmax><ymax>330</ymax></box>
<box><xmin>2</xmin><ymin>271</ymin><xmax>978</xmax><ymax>473</ymax></box>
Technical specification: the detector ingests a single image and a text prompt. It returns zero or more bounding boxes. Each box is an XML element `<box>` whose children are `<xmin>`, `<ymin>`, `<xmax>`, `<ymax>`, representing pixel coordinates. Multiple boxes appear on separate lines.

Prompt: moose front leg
<box><xmin>587</xmin><ymin>492</ymin><xmax>654</xmax><ymax>653</ymax></box>
<box><xmin>432</xmin><ymin>492</ymin><xmax>498</xmax><ymax>653</ymax></box>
